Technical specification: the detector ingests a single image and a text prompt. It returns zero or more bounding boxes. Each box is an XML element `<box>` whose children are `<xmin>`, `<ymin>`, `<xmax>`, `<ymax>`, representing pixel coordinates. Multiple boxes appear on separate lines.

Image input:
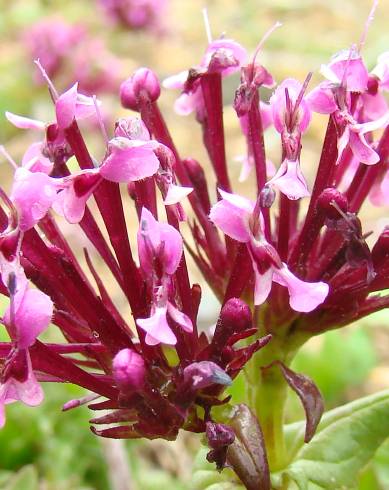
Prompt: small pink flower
<box><xmin>270</xmin><ymin>78</ymin><xmax>311</xmax><ymax>134</ymax></box>
<box><xmin>267</xmin><ymin>158</ymin><xmax>310</xmax><ymax>200</ymax></box>
<box><xmin>0</xmin><ymin>279</ymin><xmax>53</xmax><ymax>427</ymax></box>
<box><xmin>320</xmin><ymin>48</ymin><xmax>369</xmax><ymax>92</ymax></box>
<box><xmin>137</xmin><ymin>207</ymin><xmax>182</xmax><ymax>276</ymax></box>
<box><xmin>210</xmin><ymin>190</ymin><xmax>329</xmax><ymax>311</ymax></box>
<box><xmin>112</xmin><ymin>348</ymin><xmax>145</xmax><ymax>391</ymax></box>
<box><xmin>55</xmin><ymin>83</ymin><xmax>98</xmax><ymax>130</ymax></box>
<box><xmin>99</xmin><ymin>137</ymin><xmax>160</xmax><ymax>183</ymax></box>
<box><xmin>10</xmin><ymin>168</ymin><xmax>58</xmax><ymax>231</ymax></box>
<box><xmin>53</xmin><ymin>170</ymin><xmax>102</xmax><ymax>223</ymax></box>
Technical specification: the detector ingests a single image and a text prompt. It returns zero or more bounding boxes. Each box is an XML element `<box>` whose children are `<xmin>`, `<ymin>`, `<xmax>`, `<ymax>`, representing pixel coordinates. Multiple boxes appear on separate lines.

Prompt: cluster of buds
<box><xmin>2</xmin><ymin>13</ymin><xmax>389</xmax><ymax>488</ymax></box>
<box><xmin>24</xmin><ymin>17</ymin><xmax>122</xmax><ymax>94</ymax></box>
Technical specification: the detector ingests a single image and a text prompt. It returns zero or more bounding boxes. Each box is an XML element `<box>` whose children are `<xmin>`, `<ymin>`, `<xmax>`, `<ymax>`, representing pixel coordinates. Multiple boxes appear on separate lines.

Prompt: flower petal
<box><xmin>167</xmin><ymin>302</ymin><xmax>193</xmax><ymax>333</ymax></box>
<box><xmin>136</xmin><ymin>307</ymin><xmax>177</xmax><ymax>345</ymax></box>
<box><xmin>349</xmin><ymin>130</ymin><xmax>380</xmax><ymax>165</ymax></box>
<box><xmin>5</xmin><ymin>112</ymin><xmax>45</xmax><ymax>130</ymax></box>
<box><xmin>267</xmin><ymin>159</ymin><xmax>310</xmax><ymax>200</ymax></box>
<box><xmin>163</xmin><ymin>184</ymin><xmax>193</xmax><ymax>205</ymax></box>
<box><xmin>273</xmin><ymin>265</ymin><xmax>329</xmax><ymax>312</ymax></box>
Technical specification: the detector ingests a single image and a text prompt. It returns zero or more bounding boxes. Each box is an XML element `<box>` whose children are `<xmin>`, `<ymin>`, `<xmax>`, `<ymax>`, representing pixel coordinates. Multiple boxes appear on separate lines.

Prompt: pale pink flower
<box><xmin>210</xmin><ymin>190</ymin><xmax>329</xmax><ymax>311</ymax></box>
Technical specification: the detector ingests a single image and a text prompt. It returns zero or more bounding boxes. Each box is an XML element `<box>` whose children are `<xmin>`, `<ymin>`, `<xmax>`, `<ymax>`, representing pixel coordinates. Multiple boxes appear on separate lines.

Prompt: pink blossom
<box><xmin>267</xmin><ymin>158</ymin><xmax>310</xmax><ymax>200</ymax></box>
<box><xmin>210</xmin><ymin>190</ymin><xmax>329</xmax><ymax>311</ymax></box>
<box><xmin>55</xmin><ymin>83</ymin><xmax>98</xmax><ymax>130</ymax></box>
<box><xmin>10</xmin><ymin>168</ymin><xmax>58</xmax><ymax>231</ymax></box>
<box><xmin>0</xmin><ymin>279</ymin><xmax>53</xmax><ymax>427</ymax></box>
<box><xmin>320</xmin><ymin>48</ymin><xmax>369</xmax><ymax>92</ymax></box>
<box><xmin>99</xmin><ymin>137</ymin><xmax>160</xmax><ymax>183</ymax></box>
<box><xmin>270</xmin><ymin>78</ymin><xmax>311</xmax><ymax>134</ymax></box>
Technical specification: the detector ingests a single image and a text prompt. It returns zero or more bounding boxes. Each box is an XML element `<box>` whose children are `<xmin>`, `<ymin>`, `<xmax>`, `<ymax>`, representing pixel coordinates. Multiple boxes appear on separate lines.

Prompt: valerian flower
<box><xmin>1</xmin><ymin>13</ymin><xmax>389</xmax><ymax>489</ymax></box>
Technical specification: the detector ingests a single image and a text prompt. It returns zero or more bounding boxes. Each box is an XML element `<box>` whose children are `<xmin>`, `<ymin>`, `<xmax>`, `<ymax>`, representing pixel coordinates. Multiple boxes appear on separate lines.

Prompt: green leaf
<box><xmin>280</xmin><ymin>390</ymin><xmax>389</xmax><ymax>489</ymax></box>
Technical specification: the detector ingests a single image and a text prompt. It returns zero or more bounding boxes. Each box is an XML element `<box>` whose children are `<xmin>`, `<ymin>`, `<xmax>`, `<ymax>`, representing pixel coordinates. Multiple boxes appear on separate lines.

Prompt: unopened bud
<box><xmin>206</xmin><ymin>421</ymin><xmax>235</xmax><ymax>449</ymax></box>
<box><xmin>211</xmin><ymin>298</ymin><xmax>252</xmax><ymax>352</ymax></box>
<box><xmin>317</xmin><ymin>188</ymin><xmax>348</xmax><ymax>220</ymax></box>
<box><xmin>183</xmin><ymin>361</ymin><xmax>231</xmax><ymax>390</ymax></box>
<box><xmin>112</xmin><ymin>348</ymin><xmax>145</xmax><ymax>391</ymax></box>
<box><xmin>120</xmin><ymin>68</ymin><xmax>161</xmax><ymax>111</ymax></box>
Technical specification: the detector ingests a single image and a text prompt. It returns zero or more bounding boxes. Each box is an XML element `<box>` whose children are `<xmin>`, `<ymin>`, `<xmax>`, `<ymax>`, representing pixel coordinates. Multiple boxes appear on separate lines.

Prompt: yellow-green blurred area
<box><xmin>1</xmin><ymin>1</ymin><xmax>389</xmax><ymax>488</ymax></box>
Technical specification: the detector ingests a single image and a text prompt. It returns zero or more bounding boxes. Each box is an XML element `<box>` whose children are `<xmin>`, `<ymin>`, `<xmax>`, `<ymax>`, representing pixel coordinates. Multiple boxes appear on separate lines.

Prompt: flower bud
<box><xmin>259</xmin><ymin>185</ymin><xmax>276</xmax><ymax>209</ymax></box>
<box><xmin>183</xmin><ymin>361</ymin><xmax>231</xmax><ymax>390</ymax></box>
<box><xmin>120</xmin><ymin>68</ymin><xmax>161</xmax><ymax>111</ymax></box>
<box><xmin>316</xmin><ymin>187</ymin><xmax>348</xmax><ymax>220</ymax></box>
<box><xmin>212</xmin><ymin>298</ymin><xmax>252</xmax><ymax>350</ymax></box>
<box><xmin>112</xmin><ymin>348</ymin><xmax>145</xmax><ymax>391</ymax></box>
<box><xmin>206</xmin><ymin>421</ymin><xmax>235</xmax><ymax>449</ymax></box>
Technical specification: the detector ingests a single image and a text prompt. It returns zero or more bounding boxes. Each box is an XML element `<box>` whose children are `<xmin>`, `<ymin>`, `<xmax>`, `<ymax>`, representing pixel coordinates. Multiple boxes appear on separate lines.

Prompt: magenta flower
<box><xmin>136</xmin><ymin>207</ymin><xmax>192</xmax><ymax>345</ymax></box>
<box><xmin>0</xmin><ymin>272</ymin><xmax>53</xmax><ymax>427</ymax></box>
<box><xmin>210</xmin><ymin>190</ymin><xmax>329</xmax><ymax>311</ymax></box>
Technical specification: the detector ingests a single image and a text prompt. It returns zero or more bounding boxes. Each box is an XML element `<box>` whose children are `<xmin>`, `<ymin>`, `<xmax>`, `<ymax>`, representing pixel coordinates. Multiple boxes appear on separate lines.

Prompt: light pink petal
<box><xmin>361</xmin><ymin>92</ymin><xmax>388</xmax><ymax>121</ymax></box>
<box><xmin>267</xmin><ymin>159</ymin><xmax>310</xmax><ymax>200</ymax></box>
<box><xmin>55</xmin><ymin>83</ymin><xmax>78</xmax><ymax>130</ymax></box>
<box><xmin>260</xmin><ymin>101</ymin><xmax>273</xmax><ymax>130</ymax></box>
<box><xmin>353</xmin><ymin>112</ymin><xmax>389</xmax><ymax>134</ymax></box>
<box><xmin>162</xmin><ymin>70</ymin><xmax>189</xmax><ymax>89</ymax></box>
<box><xmin>209</xmin><ymin>197</ymin><xmax>252</xmax><ymax>242</ymax></box>
<box><xmin>75</xmin><ymin>93</ymin><xmax>99</xmax><ymax>120</ymax></box>
<box><xmin>323</xmin><ymin>50</ymin><xmax>369</xmax><ymax>92</ymax></box>
<box><xmin>53</xmin><ymin>187</ymin><xmax>87</xmax><ymax>223</ymax></box>
<box><xmin>370</xmin><ymin>171</ymin><xmax>389</xmax><ymax>206</ymax></box>
<box><xmin>22</xmin><ymin>142</ymin><xmax>53</xmax><ymax>174</ymax></box>
<box><xmin>202</xmin><ymin>39</ymin><xmax>247</xmax><ymax>76</ymax></box>
<box><xmin>4</xmin><ymin>356</ymin><xmax>44</xmax><ymax>407</ymax></box>
<box><xmin>236</xmin><ymin>154</ymin><xmax>253</xmax><ymax>182</ymax></box>
<box><xmin>136</xmin><ymin>307</ymin><xmax>177</xmax><ymax>345</ymax></box>
<box><xmin>274</xmin><ymin>265</ymin><xmax>329</xmax><ymax>312</ymax></box>
<box><xmin>10</xmin><ymin>168</ymin><xmax>58</xmax><ymax>231</ymax></box>
<box><xmin>167</xmin><ymin>302</ymin><xmax>193</xmax><ymax>333</ymax></box>
<box><xmin>163</xmin><ymin>184</ymin><xmax>193</xmax><ymax>205</ymax></box>
<box><xmin>306</xmin><ymin>84</ymin><xmax>337</xmax><ymax>114</ymax></box>
<box><xmin>252</xmin><ymin>263</ymin><xmax>273</xmax><ymax>306</ymax></box>
<box><xmin>218</xmin><ymin>189</ymin><xmax>255</xmax><ymax>213</ymax></box>
<box><xmin>159</xmin><ymin>223</ymin><xmax>183</xmax><ymax>275</ymax></box>
<box><xmin>7</xmin><ymin>288</ymin><xmax>53</xmax><ymax>349</ymax></box>
<box><xmin>137</xmin><ymin>207</ymin><xmax>161</xmax><ymax>274</ymax></box>
<box><xmin>100</xmin><ymin>142</ymin><xmax>159</xmax><ymax>182</ymax></box>
<box><xmin>349</xmin><ymin>130</ymin><xmax>380</xmax><ymax>165</ymax></box>
<box><xmin>5</xmin><ymin>112</ymin><xmax>45</xmax><ymax>130</ymax></box>
<box><xmin>174</xmin><ymin>93</ymin><xmax>196</xmax><ymax>116</ymax></box>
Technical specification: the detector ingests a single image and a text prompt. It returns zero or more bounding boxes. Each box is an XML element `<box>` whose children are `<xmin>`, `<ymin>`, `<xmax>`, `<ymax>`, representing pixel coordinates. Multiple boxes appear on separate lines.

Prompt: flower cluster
<box><xmin>24</xmin><ymin>17</ymin><xmax>121</xmax><ymax>94</ymax></box>
<box><xmin>1</xmin><ymin>20</ymin><xmax>389</xmax><ymax>487</ymax></box>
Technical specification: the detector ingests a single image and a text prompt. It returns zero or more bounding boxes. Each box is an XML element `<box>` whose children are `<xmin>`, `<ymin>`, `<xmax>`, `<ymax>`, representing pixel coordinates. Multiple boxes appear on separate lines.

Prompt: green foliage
<box><xmin>278</xmin><ymin>390</ymin><xmax>389</xmax><ymax>489</ymax></box>
<box><xmin>292</xmin><ymin>327</ymin><xmax>376</xmax><ymax>405</ymax></box>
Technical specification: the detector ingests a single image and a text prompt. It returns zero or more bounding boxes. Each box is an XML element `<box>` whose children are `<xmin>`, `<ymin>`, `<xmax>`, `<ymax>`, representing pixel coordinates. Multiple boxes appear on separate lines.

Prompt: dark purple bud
<box><xmin>112</xmin><ymin>348</ymin><xmax>145</xmax><ymax>391</ymax></box>
<box><xmin>206</xmin><ymin>421</ymin><xmax>235</xmax><ymax>449</ymax></box>
<box><xmin>279</xmin><ymin>363</ymin><xmax>324</xmax><ymax>443</ymax></box>
<box><xmin>227</xmin><ymin>404</ymin><xmax>270</xmax><ymax>490</ymax></box>
<box><xmin>259</xmin><ymin>186</ymin><xmax>276</xmax><ymax>209</ymax></box>
<box><xmin>212</xmin><ymin>298</ymin><xmax>252</xmax><ymax>352</ymax></box>
<box><xmin>206</xmin><ymin>422</ymin><xmax>235</xmax><ymax>471</ymax></box>
<box><xmin>183</xmin><ymin>361</ymin><xmax>232</xmax><ymax>390</ymax></box>
<box><xmin>120</xmin><ymin>68</ymin><xmax>161</xmax><ymax>111</ymax></box>
<box><xmin>317</xmin><ymin>188</ymin><xmax>348</xmax><ymax>220</ymax></box>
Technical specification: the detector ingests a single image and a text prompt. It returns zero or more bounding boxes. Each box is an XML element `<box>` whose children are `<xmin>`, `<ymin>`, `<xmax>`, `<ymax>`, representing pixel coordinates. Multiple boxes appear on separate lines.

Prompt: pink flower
<box><xmin>163</xmin><ymin>38</ymin><xmax>247</xmax><ymax>117</ymax></box>
<box><xmin>0</xmin><ymin>277</ymin><xmax>53</xmax><ymax>427</ymax></box>
<box><xmin>267</xmin><ymin>158</ymin><xmax>310</xmax><ymax>200</ymax></box>
<box><xmin>136</xmin><ymin>208</ymin><xmax>192</xmax><ymax>345</ymax></box>
<box><xmin>99</xmin><ymin>137</ymin><xmax>160</xmax><ymax>183</ymax></box>
<box><xmin>55</xmin><ymin>83</ymin><xmax>98</xmax><ymax>130</ymax></box>
<box><xmin>210</xmin><ymin>190</ymin><xmax>329</xmax><ymax>311</ymax></box>
<box><xmin>270</xmin><ymin>78</ymin><xmax>311</xmax><ymax>134</ymax></box>
<box><xmin>320</xmin><ymin>48</ymin><xmax>369</xmax><ymax>92</ymax></box>
<box><xmin>53</xmin><ymin>170</ymin><xmax>102</xmax><ymax>223</ymax></box>
<box><xmin>10</xmin><ymin>168</ymin><xmax>58</xmax><ymax>231</ymax></box>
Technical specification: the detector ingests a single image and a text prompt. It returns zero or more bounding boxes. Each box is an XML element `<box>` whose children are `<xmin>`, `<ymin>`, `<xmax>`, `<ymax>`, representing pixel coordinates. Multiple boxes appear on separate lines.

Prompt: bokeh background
<box><xmin>1</xmin><ymin>0</ymin><xmax>389</xmax><ymax>488</ymax></box>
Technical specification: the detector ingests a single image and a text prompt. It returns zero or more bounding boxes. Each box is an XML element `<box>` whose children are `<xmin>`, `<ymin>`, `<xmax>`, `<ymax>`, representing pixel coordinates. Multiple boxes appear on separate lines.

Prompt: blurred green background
<box><xmin>1</xmin><ymin>0</ymin><xmax>389</xmax><ymax>488</ymax></box>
